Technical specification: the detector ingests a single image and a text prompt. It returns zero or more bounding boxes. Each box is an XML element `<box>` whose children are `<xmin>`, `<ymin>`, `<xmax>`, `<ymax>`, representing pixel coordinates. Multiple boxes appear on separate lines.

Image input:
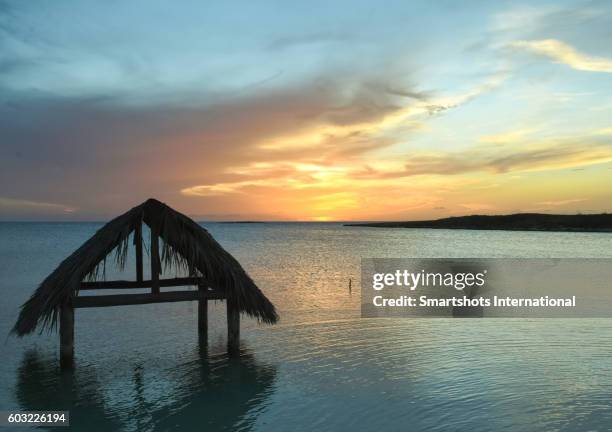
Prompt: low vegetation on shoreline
<box><xmin>345</xmin><ymin>213</ymin><xmax>612</xmax><ymax>232</ymax></box>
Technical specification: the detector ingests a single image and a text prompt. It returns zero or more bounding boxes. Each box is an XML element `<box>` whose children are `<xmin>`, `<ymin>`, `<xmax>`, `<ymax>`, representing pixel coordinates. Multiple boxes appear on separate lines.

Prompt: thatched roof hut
<box><xmin>13</xmin><ymin>198</ymin><xmax>278</xmax><ymax>338</ymax></box>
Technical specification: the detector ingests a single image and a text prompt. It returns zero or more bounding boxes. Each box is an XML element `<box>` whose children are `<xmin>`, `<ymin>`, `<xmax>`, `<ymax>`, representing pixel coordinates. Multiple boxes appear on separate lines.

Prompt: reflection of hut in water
<box><xmin>15</xmin><ymin>350</ymin><xmax>122</xmax><ymax>431</ymax></box>
<box><xmin>12</xmin><ymin>199</ymin><xmax>278</xmax><ymax>369</ymax></box>
<box><xmin>152</xmin><ymin>348</ymin><xmax>277</xmax><ymax>431</ymax></box>
<box><xmin>15</xmin><ymin>347</ymin><xmax>277</xmax><ymax>431</ymax></box>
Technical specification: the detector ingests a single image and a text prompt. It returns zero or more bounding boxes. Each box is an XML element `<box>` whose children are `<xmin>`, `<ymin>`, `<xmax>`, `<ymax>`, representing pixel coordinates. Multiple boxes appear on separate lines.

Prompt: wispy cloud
<box><xmin>357</xmin><ymin>139</ymin><xmax>612</xmax><ymax>179</ymax></box>
<box><xmin>510</xmin><ymin>39</ymin><xmax>612</xmax><ymax>73</ymax></box>
<box><xmin>537</xmin><ymin>198</ymin><xmax>587</xmax><ymax>206</ymax></box>
<box><xmin>479</xmin><ymin>128</ymin><xmax>537</xmax><ymax>144</ymax></box>
<box><xmin>0</xmin><ymin>197</ymin><xmax>76</xmax><ymax>212</ymax></box>
<box><xmin>254</xmin><ymin>71</ymin><xmax>508</xmax><ymax>154</ymax></box>
<box><xmin>460</xmin><ymin>203</ymin><xmax>497</xmax><ymax>212</ymax></box>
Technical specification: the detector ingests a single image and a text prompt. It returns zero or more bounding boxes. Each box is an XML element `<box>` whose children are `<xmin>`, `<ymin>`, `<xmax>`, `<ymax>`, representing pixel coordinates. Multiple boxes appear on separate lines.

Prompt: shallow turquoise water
<box><xmin>1</xmin><ymin>222</ymin><xmax>612</xmax><ymax>431</ymax></box>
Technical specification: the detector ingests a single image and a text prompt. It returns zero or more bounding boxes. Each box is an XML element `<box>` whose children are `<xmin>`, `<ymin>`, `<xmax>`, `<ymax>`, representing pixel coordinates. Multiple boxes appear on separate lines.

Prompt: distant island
<box><xmin>344</xmin><ymin>213</ymin><xmax>612</xmax><ymax>232</ymax></box>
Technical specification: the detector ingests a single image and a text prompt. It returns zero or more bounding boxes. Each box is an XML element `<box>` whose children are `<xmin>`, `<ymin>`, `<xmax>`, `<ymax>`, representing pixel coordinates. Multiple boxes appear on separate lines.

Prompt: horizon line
<box><xmin>1</xmin><ymin>211</ymin><xmax>609</xmax><ymax>224</ymax></box>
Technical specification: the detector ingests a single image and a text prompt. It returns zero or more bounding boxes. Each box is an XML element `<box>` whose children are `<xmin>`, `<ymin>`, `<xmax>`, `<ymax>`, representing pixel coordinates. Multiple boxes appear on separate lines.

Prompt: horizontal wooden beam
<box><xmin>80</xmin><ymin>277</ymin><xmax>207</xmax><ymax>290</ymax></box>
<box><xmin>73</xmin><ymin>290</ymin><xmax>225</xmax><ymax>308</ymax></box>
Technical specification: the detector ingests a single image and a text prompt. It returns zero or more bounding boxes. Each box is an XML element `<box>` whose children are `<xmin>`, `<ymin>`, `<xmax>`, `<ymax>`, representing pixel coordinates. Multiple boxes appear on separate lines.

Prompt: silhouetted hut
<box><xmin>13</xmin><ymin>198</ymin><xmax>278</xmax><ymax>368</ymax></box>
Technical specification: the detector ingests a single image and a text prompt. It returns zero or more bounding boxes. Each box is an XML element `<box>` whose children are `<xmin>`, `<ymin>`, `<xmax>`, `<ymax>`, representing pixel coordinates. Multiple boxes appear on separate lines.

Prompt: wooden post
<box><xmin>198</xmin><ymin>284</ymin><xmax>208</xmax><ymax>342</ymax></box>
<box><xmin>135</xmin><ymin>222</ymin><xmax>143</xmax><ymax>282</ymax></box>
<box><xmin>227</xmin><ymin>300</ymin><xmax>240</xmax><ymax>355</ymax></box>
<box><xmin>60</xmin><ymin>302</ymin><xmax>74</xmax><ymax>369</ymax></box>
<box><xmin>150</xmin><ymin>226</ymin><xmax>160</xmax><ymax>294</ymax></box>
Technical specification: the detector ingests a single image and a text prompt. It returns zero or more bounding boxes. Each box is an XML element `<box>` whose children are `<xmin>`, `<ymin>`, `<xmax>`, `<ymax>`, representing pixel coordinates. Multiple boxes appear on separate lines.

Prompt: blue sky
<box><xmin>1</xmin><ymin>0</ymin><xmax>611</xmax><ymax>220</ymax></box>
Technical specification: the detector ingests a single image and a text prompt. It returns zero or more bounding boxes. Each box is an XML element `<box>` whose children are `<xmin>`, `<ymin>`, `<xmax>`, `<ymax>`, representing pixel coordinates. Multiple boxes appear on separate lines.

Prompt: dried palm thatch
<box><xmin>13</xmin><ymin>198</ymin><xmax>278</xmax><ymax>336</ymax></box>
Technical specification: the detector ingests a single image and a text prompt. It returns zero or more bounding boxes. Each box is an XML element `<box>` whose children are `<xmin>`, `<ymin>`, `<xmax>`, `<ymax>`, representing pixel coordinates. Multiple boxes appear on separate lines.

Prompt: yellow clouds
<box><xmin>180</xmin><ymin>133</ymin><xmax>612</xmax><ymax>220</ymax></box>
<box><xmin>510</xmin><ymin>39</ymin><xmax>612</xmax><ymax>73</ymax></box>
<box><xmin>399</xmin><ymin>139</ymin><xmax>612</xmax><ymax>176</ymax></box>
<box><xmin>183</xmin><ymin>135</ymin><xmax>612</xmax><ymax>191</ymax></box>
<box><xmin>182</xmin><ymin>180</ymin><xmax>273</xmax><ymax>196</ymax></box>
<box><xmin>255</xmin><ymin>105</ymin><xmax>422</xmax><ymax>152</ymax></box>
<box><xmin>180</xmin><ymin>158</ymin><xmax>466</xmax><ymax>220</ymax></box>
<box><xmin>480</xmin><ymin>128</ymin><xmax>536</xmax><ymax>144</ymax></box>
<box><xmin>181</xmin><ymin>162</ymin><xmax>353</xmax><ymax>197</ymax></box>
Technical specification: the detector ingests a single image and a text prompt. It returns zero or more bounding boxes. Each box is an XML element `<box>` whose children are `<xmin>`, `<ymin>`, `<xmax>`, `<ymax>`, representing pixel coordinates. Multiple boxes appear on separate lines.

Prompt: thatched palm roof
<box><xmin>13</xmin><ymin>198</ymin><xmax>278</xmax><ymax>336</ymax></box>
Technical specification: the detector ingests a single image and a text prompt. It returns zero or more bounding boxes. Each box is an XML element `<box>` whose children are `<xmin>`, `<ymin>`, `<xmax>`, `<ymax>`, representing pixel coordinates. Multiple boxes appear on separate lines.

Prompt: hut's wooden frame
<box><xmin>58</xmin><ymin>224</ymin><xmax>240</xmax><ymax>369</ymax></box>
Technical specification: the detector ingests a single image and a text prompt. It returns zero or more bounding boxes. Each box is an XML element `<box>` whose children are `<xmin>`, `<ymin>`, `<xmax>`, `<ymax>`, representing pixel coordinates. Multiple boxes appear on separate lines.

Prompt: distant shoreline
<box><xmin>344</xmin><ymin>213</ymin><xmax>612</xmax><ymax>233</ymax></box>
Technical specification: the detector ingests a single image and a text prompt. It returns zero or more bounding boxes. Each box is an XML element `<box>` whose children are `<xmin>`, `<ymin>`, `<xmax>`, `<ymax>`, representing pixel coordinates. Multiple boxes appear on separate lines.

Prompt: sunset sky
<box><xmin>1</xmin><ymin>0</ymin><xmax>611</xmax><ymax>221</ymax></box>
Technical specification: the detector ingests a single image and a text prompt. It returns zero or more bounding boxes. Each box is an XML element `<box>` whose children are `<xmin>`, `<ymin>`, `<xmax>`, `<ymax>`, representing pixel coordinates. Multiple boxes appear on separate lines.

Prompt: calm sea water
<box><xmin>1</xmin><ymin>222</ymin><xmax>612</xmax><ymax>431</ymax></box>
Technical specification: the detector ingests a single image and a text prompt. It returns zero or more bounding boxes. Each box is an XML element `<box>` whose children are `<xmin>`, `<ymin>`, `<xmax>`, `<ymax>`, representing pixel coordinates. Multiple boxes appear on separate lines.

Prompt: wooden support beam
<box><xmin>150</xmin><ymin>226</ymin><xmax>160</xmax><ymax>294</ymax></box>
<box><xmin>81</xmin><ymin>277</ymin><xmax>206</xmax><ymax>290</ymax></box>
<box><xmin>198</xmin><ymin>284</ymin><xmax>208</xmax><ymax>342</ymax></box>
<box><xmin>60</xmin><ymin>302</ymin><xmax>74</xmax><ymax>370</ymax></box>
<box><xmin>73</xmin><ymin>290</ymin><xmax>224</xmax><ymax>308</ymax></box>
<box><xmin>227</xmin><ymin>300</ymin><xmax>240</xmax><ymax>355</ymax></box>
<box><xmin>134</xmin><ymin>222</ymin><xmax>143</xmax><ymax>282</ymax></box>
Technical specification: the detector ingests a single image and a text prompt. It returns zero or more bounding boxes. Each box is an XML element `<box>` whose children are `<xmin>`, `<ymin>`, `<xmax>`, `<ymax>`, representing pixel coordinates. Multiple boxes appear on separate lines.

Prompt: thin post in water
<box><xmin>134</xmin><ymin>221</ymin><xmax>143</xmax><ymax>282</ymax></box>
<box><xmin>198</xmin><ymin>283</ymin><xmax>208</xmax><ymax>342</ymax></box>
<box><xmin>59</xmin><ymin>301</ymin><xmax>74</xmax><ymax>370</ymax></box>
<box><xmin>227</xmin><ymin>300</ymin><xmax>240</xmax><ymax>355</ymax></box>
<box><xmin>150</xmin><ymin>225</ymin><xmax>160</xmax><ymax>294</ymax></box>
